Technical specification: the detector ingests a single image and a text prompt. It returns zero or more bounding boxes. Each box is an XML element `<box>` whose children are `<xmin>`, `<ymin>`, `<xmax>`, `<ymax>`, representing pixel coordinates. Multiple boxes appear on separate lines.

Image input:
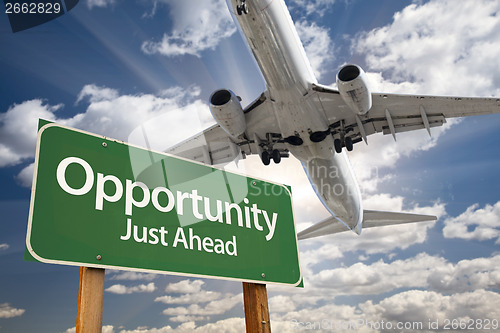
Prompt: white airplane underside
<box><xmin>167</xmin><ymin>0</ymin><xmax>500</xmax><ymax>239</ymax></box>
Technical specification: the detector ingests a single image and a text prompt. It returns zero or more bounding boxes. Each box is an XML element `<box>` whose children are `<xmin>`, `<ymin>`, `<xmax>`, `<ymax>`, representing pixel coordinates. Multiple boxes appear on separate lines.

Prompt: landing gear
<box><xmin>345</xmin><ymin>137</ymin><xmax>353</xmax><ymax>152</ymax></box>
<box><xmin>334</xmin><ymin>138</ymin><xmax>342</xmax><ymax>154</ymax></box>
<box><xmin>272</xmin><ymin>149</ymin><xmax>281</xmax><ymax>164</ymax></box>
<box><xmin>237</xmin><ymin>1</ymin><xmax>248</xmax><ymax>15</ymax></box>
<box><xmin>334</xmin><ymin>137</ymin><xmax>354</xmax><ymax>153</ymax></box>
<box><xmin>255</xmin><ymin>133</ymin><xmax>289</xmax><ymax>166</ymax></box>
<box><xmin>260</xmin><ymin>149</ymin><xmax>281</xmax><ymax>165</ymax></box>
<box><xmin>333</xmin><ymin>120</ymin><xmax>354</xmax><ymax>153</ymax></box>
<box><xmin>261</xmin><ymin>151</ymin><xmax>271</xmax><ymax>166</ymax></box>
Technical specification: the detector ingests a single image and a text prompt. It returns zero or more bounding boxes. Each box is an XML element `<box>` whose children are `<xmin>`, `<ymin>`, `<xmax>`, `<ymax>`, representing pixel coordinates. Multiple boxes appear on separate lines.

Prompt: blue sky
<box><xmin>1</xmin><ymin>0</ymin><xmax>500</xmax><ymax>332</ymax></box>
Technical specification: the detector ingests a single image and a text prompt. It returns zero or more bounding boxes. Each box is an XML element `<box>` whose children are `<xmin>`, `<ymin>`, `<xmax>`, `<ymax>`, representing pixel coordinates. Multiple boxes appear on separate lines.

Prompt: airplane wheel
<box><xmin>237</xmin><ymin>3</ymin><xmax>248</xmax><ymax>15</ymax></box>
<box><xmin>272</xmin><ymin>149</ymin><xmax>281</xmax><ymax>164</ymax></box>
<box><xmin>261</xmin><ymin>151</ymin><xmax>271</xmax><ymax>166</ymax></box>
<box><xmin>334</xmin><ymin>139</ymin><xmax>342</xmax><ymax>154</ymax></box>
<box><xmin>345</xmin><ymin>137</ymin><xmax>353</xmax><ymax>151</ymax></box>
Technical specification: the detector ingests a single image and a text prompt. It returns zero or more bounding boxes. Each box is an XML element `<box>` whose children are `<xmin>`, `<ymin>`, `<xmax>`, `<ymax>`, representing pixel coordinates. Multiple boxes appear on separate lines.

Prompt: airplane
<box><xmin>166</xmin><ymin>0</ymin><xmax>500</xmax><ymax>240</ymax></box>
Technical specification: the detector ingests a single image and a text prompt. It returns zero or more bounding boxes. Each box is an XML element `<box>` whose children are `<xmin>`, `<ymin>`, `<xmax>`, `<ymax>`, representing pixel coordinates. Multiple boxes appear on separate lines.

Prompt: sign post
<box><xmin>76</xmin><ymin>267</ymin><xmax>105</xmax><ymax>333</ymax></box>
<box><xmin>243</xmin><ymin>282</ymin><xmax>271</xmax><ymax>333</ymax></box>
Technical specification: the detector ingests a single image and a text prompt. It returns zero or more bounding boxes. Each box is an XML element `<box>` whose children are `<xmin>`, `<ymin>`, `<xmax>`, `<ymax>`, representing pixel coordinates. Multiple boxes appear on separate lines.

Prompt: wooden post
<box><xmin>242</xmin><ymin>282</ymin><xmax>271</xmax><ymax>333</ymax></box>
<box><xmin>76</xmin><ymin>267</ymin><xmax>105</xmax><ymax>333</ymax></box>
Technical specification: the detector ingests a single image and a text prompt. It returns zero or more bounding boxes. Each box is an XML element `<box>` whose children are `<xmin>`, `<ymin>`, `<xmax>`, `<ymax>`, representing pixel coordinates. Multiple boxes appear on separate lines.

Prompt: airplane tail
<box><xmin>297</xmin><ymin>210</ymin><xmax>436</xmax><ymax>240</ymax></box>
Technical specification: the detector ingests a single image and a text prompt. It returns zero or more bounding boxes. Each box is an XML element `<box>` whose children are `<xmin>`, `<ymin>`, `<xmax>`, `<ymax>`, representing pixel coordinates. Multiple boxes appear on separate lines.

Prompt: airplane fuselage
<box><xmin>227</xmin><ymin>0</ymin><xmax>363</xmax><ymax>231</ymax></box>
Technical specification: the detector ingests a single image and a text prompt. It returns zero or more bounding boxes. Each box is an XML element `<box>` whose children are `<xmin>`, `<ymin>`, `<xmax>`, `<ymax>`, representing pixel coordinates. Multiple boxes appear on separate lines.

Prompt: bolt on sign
<box><xmin>26</xmin><ymin>121</ymin><xmax>302</xmax><ymax>286</ymax></box>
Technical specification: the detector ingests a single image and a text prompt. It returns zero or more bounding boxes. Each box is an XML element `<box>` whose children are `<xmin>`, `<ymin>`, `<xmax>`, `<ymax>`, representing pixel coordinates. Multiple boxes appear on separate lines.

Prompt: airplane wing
<box><xmin>297</xmin><ymin>210</ymin><xmax>437</xmax><ymax>240</ymax></box>
<box><xmin>311</xmin><ymin>84</ymin><xmax>500</xmax><ymax>145</ymax></box>
<box><xmin>166</xmin><ymin>92</ymin><xmax>286</xmax><ymax>165</ymax></box>
<box><xmin>167</xmin><ymin>85</ymin><xmax>499</xmax><ymax>163</ymax></box>
<box><xmin>166</xmin><ymin>123</ymin><xmax>242</xmax><ymax>165</ymax></box>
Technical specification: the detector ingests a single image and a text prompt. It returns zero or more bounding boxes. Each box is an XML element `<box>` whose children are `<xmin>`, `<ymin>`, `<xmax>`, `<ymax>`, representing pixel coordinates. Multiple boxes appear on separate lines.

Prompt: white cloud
<box><xmin>117</xmin><ymin>318</ymin><xmax>245</xmax><ymax>332</ymax></box>
<box><xmin>67</xmin><ymin>84</ymin><xmax>211</xmax><ymax>146</ymax></box>
<box><xmin>273</xmin><ymin>302</ymin><xmax>369</xmax><ymax>333</ymax></box>
<box><xmin>342</xmin><ymin>218</ymin><xmax>436</xmax><ymax>254</ymax></box>
<box><xmin>443</xmin><ymin>201</ymin><xmax>500</xmax><ymax>243</ymax></box>
<box><xmin>155</xmin><ymin>291</ymin><xmax>221</xmax><ymax>305</ymax></box>
<box><xmin>76</xmin><ymin>84</ymin><xmax>119</xmax><ymax>104</ymax></box>
<box><xmin>85</xmin><ymin>0</ymin><xmax>115</xmax><ymax>10</ymax></box>
<box><xmin>354</xmin><ymin>0</ymin><xmax>500</xmax><ymax>97</ymax></box>
<box><xmin>168</xmin><ymin>315</ymin><xmax>208</xmax><ymax>323</ymax></box>
<box><xmin>290</xmin><ymin>0</ymin><xmax>336</xmax><ymax>17</ymax></box>
<box><xmin>271</xmin><ymin>253</ymin><xmax>500</xmax><ymax>311</ymax></box>
<box><xmin>360</xmin><ymin>289</ymin><xmax>500</xmax><ymax>332</ymax></box>
<box><xmin>297</xmin><ymin>200</ymin><xmax>444</xmax><ymax>268</ymax></box>
<box><xmin>0</xmin><ymin>84</ymin><xmax>212</xmax><ymax>187</ymax></box>
<box><xmin>164</xmin><ymin>279</ymin><xmax>205</xmax><ymax>294</ymax></box>
<box><xmin>62</xmin><ymin>252</ymin><xmax>500</xmax><ymax>331</ymax></box>
<box><xmin>0</xmin><ymin>100</ymin><xmax>61</xmax><ymax>167</ymax></box>
<box><xmin>0</xmin><ymin>303</ymin><xmax>25</xmax><ymax>318</ymax></box>
<box><xmin>103</xmin><ymin>326</ymin><xmax>116</xmax><ymax>333</ymax></box>
<box><xmin>284</xmin><ymin>253</ymin><xmax>500</xmax><ymax>304</ymax></box>
<box><xmin>155</xmin><ymin>289</ymin><xmax>500</xmax><ymax>333</ymax></box>
<box><xmin>64</xmin><ymin>325</ymin><xmax>115</xmax><ymax>333</ymax></box>
<box><xmin>108</xmin><ymin>271</ymin><xmax>158</xmax><ymax>281</ymax></box>
<box><xmin>121</xmin><ymin>289</ymin><xmax>500</xmax><ymax>332</ymax></box>
<box><xmin>157</xmin><ymin>279</ymin><xmax>242</xmax><ymax>323</ymax></box>
<box><xmin>0</xmin><ymin>244</ymin><xmax>9</xmax><ymax>251</ymax></box>
<box><xmin>141</xmin><ymin>0</ymin><xmax>236</xmax><ymax>57</ymax></box>
<box><xmin>162</xmin><ymin>294</ymin><xmax>242</xmax><ymax>319</ymax></box>
<box><xmin>306</xmin><ymin>253</ymin><xmax>445</xmax><ymax>296</ymax></box>
<box><xmin>105</xmin><ymin>282</ymin><xmax>156</xmax><ymax>294</ymax></box>
<box><xmin>264</xmin><ymin>255</ymin><xmax>500</xmax><ymax>331</ymax></box>
<box><xmin>269</xmin><ymin>295</ymin><xmax>297</xmax><ymax>313</ymax></box>
<box><xmin>427</xmin><ymin>255</ymin><xmax>500</xmax><ymax>293</ymax></box>
<box><xmin>364</xmin><ymin>71</ymin><xmax>422</xmax><ymax>95</ymax></box>
<box><xmin>15</xmin><ymin>163</ymin><xmax>35</xmax><ymax>188</ymax></box>
<box><xmin>295</xmin><ymin>20</ymin><xmax>333</xmax><ymax>79</ymax></box>
<box><xmin>348</xmin><ymin>119</ymin><xmax>461</xmax><ymax>193</ymax></box>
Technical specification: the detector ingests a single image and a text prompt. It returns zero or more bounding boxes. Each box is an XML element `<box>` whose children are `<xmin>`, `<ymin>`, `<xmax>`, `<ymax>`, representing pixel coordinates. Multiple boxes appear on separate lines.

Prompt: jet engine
<box><xmin>209</xmin><ymin>89</ymin><xmax>247</xmax><ymax>139</ymax></box>
<box><xmin>336</xmin><ymin>64</ymin><xmax>372</xmax><ymax>115</ymax></box>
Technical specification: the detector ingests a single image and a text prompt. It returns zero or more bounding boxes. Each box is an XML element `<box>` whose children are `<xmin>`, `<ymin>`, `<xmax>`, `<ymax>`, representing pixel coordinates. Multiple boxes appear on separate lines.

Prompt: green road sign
<box><xmin>26</xmin><ymin>121</ymin><xmax>302</xmax><ymax>286</ymax></box>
